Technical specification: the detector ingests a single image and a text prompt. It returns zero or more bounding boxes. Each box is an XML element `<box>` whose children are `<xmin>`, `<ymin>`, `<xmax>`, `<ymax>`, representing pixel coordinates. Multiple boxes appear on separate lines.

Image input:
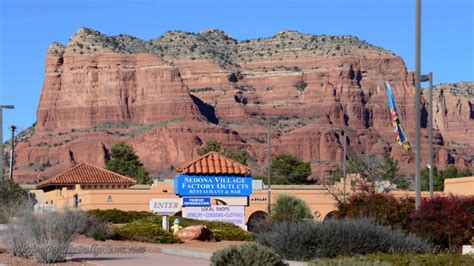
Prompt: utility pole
<box><xmin>0</xmin><ymin>105</ymin><xmax>15</xmax><ymax>181</ymax></box>
<box><xmin>342</xmin><ymin>129</ymin><xmax>347</xmax><ymax>203</ymax></box>
<box><xmin>428</xmin><ymin>72</ymin><xmax>434</xmax><ymax>199</ymax></box>
<box><xmin>267</xmin><ymin>121</ymin><xmax>272</xmax><ymax>214</ymax></box>
<box><xmin>415</xmin><ymin>0</ymin><xmax>422</xmax><ymax>209</ymax></box>
<box><xmin>9</xmin><ymin>125</ymin><xmax>16</xmax><ymax>181</ymax></box>
<box><xmin>267</xmin><ymin>120</ymin><xmax>272</xmax><ymax>215</ymax></box>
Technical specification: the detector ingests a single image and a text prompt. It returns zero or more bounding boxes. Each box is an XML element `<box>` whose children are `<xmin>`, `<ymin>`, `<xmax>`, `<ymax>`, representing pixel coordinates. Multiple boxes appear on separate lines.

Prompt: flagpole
<box><xmin>415</xmin><ymin>0</ymin><xmax>422</xmax><ymax>210</ymax></box>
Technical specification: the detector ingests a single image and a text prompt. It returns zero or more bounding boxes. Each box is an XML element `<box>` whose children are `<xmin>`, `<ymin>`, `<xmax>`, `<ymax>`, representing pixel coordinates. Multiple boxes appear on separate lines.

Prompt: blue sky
<box><xmin>0</xmin><ymin>0</ymin><xmax>473</xmax><ymax>140</ymax></box>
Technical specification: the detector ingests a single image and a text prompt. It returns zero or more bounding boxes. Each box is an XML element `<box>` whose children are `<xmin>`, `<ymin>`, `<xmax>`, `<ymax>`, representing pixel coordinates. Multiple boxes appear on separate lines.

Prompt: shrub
<box><xmin>410</xmin><ymin>196</ymin><xmax>474</xmax><ymax>249</ymax></box>
<box><xmin>270</xmin><ymin>194</ymin><xmax>313</xmax><ymax>222</ymax></box>
<box><xmin>211</xmin><ymin>243</ymin><xmax>286</xmax><ymax>266</ymax></box>
<box><xmin>87</xmin><ymin>209</ymin><xmax>254</xmax><ymax>241</ymax></box>
<box><xmin>6</xmin><ymin>209</ymin><xmax>86</xmax><ymax>263</ymax></box>
<box><xmin>87</xmin><ymin>209</ymin><xmax>154</xmax><ymax>224</ymax></box>
<box><xmin>256</xmin><ymin>219</ymin><xmax>430</xmax><ymax>260</ymax></box>
<box><xmin>336</xmin><ymin>193</ymin><xmax>414</xmax><ymax>232</ymax></box>
<box><xmin>84</xmin><ymin>216</ymin><xmax>114</xmax><ymax>241</ymax></box>
<box><xmin>0</xmin><ymin>180</ymin><xmax>29</xmax><ymax>223</ymax></box>
<box><xmin>139</xmin><ymin>216</ymin><xmax>254</xmax><ymax>241</ymax></box>
<box><xmin>113</xmin><ymin>220</ymin><xmax>180</xmax><ymax>244</ymax></box>
<box><xmin>311</xmin><ymin>253</ymin><xmax>474</xmax><ymax>266</ymax></box>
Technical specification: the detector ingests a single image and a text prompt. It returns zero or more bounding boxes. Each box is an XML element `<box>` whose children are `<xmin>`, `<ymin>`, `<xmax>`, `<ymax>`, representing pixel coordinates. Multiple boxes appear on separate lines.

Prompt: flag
<box><xmin>385</xmin><ymin>81</ymin><xmax>411</xmax><ymax>151</ymax></box>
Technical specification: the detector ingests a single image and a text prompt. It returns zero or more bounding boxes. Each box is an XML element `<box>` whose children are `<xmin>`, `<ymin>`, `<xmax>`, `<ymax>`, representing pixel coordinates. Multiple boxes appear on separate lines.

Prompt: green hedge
<box><xmin>140</xmin><ymin>216</ymin><xmax>254</xmax><ymax>241</ymax></box>
<box><xmin>87</xmin><ymin>209</ymin><xmax>254</xmax><ymax>241</ymax></box>
<box><xmin>113</xmin><ymin>220</ymin><xmax>180</xmax><ymax>244</ymax></box>
<box><xmin>310</xmin><ymin>253</ymin><xmax>474</xmax><ymax>266</ymax></box>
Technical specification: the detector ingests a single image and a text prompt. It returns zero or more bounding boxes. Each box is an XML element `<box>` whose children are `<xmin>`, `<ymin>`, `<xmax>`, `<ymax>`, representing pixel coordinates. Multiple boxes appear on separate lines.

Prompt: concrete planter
<box><xmin>462</xmin><ymin>245</ymin><xmax>474</xmax><ymax>256</ymax></box>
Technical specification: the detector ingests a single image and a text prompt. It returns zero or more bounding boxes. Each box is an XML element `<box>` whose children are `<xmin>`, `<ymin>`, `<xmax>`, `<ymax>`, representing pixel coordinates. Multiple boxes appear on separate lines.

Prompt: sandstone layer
<box><xmin>8</xmin><ymin>28</ymin><xmax>473</xmax><ymax>183</ymax></box>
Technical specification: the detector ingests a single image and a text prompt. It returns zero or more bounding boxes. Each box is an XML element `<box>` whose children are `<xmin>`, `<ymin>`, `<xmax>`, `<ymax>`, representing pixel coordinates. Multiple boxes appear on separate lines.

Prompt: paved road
<box><xmin>72</xmin><ymin>253</ymin><xmax>210</xmax><ymax>266</ymax></box>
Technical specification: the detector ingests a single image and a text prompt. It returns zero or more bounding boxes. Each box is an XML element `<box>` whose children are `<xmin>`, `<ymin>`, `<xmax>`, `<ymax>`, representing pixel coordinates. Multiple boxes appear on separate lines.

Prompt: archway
<box><xmin>247</xmin><ymin>211</ymin><xmax>268</xmax><ymax>232</ymax></box>
<box><xmin>323</xmin><ymin>211</ymin><xmax>338</xmax><ymax>222</ymax></box>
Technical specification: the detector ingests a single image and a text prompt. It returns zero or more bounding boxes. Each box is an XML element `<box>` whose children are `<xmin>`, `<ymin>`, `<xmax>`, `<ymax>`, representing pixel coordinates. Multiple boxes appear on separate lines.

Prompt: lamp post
<box><xmin>427</xmin><ymin>72</ymin><xmax>434</xmax><ymax>199</ymax></box>
<box><xmin>418</xmin><ymin>74</ymin><xmax>432</xmax><ymax>200</ymax></box>
<box><xmin>9</xmin><ymin>125</ymin><xmax>17</xmax><ymax>181</ymax></box>
<box><xmin>414</xmin><ymin>0</ymin><xmax>422</xmax><ymax>209</ymax></box>
<box><xmin>0</xmin><ymin>105</ymin><xmax>15</xmax><ymax>181</ymax></box>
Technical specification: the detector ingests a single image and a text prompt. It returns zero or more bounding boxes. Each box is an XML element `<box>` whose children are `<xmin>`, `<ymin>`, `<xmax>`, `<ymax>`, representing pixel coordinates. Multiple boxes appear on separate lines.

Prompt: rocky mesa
<box><xmin>8</xmin><ymin>28</ymin><xmax>473</xmax><ymax>183</ymax></box>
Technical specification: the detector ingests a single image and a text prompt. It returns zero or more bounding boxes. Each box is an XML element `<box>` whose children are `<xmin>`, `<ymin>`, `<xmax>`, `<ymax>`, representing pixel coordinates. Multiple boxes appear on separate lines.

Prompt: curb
<box><xmin>161</xmin><ymin>248</ymin><xmax>212</xmax><ymax>261</ymax></box>
<box><xmin>160</xmin><ymin>248</ymin><xmax>308</xmax><ymax>266</ymax></box>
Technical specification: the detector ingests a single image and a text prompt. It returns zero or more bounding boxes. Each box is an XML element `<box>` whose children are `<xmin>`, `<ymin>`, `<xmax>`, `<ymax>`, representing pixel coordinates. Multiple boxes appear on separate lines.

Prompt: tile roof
<box><xmin>176</xmin><ymin>151</ymin><xmax>251</xmax><ymax>176</ymax></box>
<box><xmin>37</xmin><ymin>162</ymin><xmax>137</xmax><ymax>189</ymax></box>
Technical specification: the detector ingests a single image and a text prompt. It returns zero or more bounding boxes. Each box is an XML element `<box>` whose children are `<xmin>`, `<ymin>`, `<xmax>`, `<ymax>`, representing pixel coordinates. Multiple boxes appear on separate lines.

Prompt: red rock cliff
<box><xmin>10</xmin><ymin>28</ymin><xmax>473</xmax><ymax>182</ymax></box>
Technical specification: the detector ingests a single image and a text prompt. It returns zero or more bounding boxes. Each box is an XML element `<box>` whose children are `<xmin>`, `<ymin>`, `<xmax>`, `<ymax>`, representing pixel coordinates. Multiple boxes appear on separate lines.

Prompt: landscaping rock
<box><xmin>176</xmin><ymin>225</ymin><xmax>216</xmax><ymax>242</ymax></box>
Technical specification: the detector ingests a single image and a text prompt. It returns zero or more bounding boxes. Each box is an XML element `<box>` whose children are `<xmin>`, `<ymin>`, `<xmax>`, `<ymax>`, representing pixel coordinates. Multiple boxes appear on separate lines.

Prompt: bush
<box><xmin>211</xmin><ymin>243</ymin><xmax>286</xmax><ymax>266</ymax></box>
<box><xmin>410</xmin><ymin>196</ymin><xmax>474</xmax><ymax>248</ymax></box>
<box><xmin>311</xmin><ymin>253</ymin><xmax>474</xmax><ymax>266</ymax></box>
<box><xmin>0</xmin><ymin>180</ymin><xmax>29</xmax><ymax>223</ymax></box>
<box><xmin>113</xmin><ymin>220</ymin><xmax>180</xmax><ymax>243</ymax></box>
<box><xmin>87</xmin><ymin>209</ymin><xmax>154</xmax><ymax>224</ymax></box>
<box><xmin>84</xmin><ymin>216</ymin><xmax>114</xmax><ymax>241</ymax></box>
<box><xmin>256</xmin><ymin>219</ymin><xmax>431</xmax><ymax>260</ymax></box>
<box><xmin>87</xmin><ymin>209</ymin><xmax>254</xmax><ymax>241</ymax></box>
<box><xmin>6</xmin><ymin>209</ymin><xmax>86</xmax><ymax>263</ymax></box>
<box><xmin>139</xmin><ymin>216</ymin><xmax>254</xmax><ymax>241</ymax></box>
<box><xmin>271</xmin><ymin>194</ymin><xmax>313</xmax><ymax>222</ymax></box>
<box><xmin>336</xmin><ymin>193</ymin><xmax>414</xmax><ymax>232</ymax></box>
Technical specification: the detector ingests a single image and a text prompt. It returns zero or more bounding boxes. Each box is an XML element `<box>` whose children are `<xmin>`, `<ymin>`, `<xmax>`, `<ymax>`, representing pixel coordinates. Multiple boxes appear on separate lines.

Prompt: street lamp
<box><xmin>0</xmin><ymin>105</ymin><xmax>15</xmax><ymax>181</ymax></box>
<box><xmin>9</xmin><ymin>125</ymin><xmax>17</xmax><ymax>181</ymax></box>
<box><xmin>420</xmin><ymin>73</ymin><xmax>434</xmax><ymax>199</ymax></box>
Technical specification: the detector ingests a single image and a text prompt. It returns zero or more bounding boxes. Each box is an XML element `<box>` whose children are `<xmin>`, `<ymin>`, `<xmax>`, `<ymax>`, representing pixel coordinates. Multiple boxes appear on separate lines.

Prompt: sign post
<box><xmin>162</xmin><ymin>215</ymin><xmax>169</xmax><ymax>231</ymax></box>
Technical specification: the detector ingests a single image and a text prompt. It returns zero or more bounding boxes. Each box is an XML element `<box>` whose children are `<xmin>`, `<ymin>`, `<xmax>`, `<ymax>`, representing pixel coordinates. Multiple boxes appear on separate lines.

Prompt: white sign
<box><xmin>212</xmin><ymin>197</ymin><xmax>248</xmax><ymax>206</ymax></box>
<box><xmin>34</xmin><ymin>204</ymin><xmax>55</xmax><ymax>212</ymax></box>
<box><xmin>149</xmin><ymin>198</ymin><xmax>180</xmax><ymax>215</ymax></box>
<box><xmin>183</xmin><ymin>206</ymin><xmax>245</xmax><ymax>227</ymax></box>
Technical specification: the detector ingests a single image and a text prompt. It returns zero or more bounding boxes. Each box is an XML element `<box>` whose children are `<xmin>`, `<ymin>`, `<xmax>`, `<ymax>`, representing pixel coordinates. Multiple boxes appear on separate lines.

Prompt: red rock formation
<box><xmin>9</xmin><ymin>28</ymin><xmax>473</xmax><ymax>183</ymax></box>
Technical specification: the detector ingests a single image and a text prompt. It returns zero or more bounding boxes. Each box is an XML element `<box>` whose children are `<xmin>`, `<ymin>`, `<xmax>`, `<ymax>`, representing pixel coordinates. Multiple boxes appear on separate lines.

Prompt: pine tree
<box><xmin>105</xmin><ymin>142</ymin><xmax>151</xmax><ymax>184</ymax></box>
<box><xmin>197</xmin><ymin>139</ymin><xmax>249</xmax><ymax>165</ymax></box>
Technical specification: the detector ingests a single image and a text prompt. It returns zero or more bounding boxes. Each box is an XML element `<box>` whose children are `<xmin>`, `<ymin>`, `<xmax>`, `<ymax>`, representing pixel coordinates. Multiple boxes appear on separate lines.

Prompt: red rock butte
<box><xmin>8</xmin><ymin>27</ymin><xmax>473</xmax><ymax>183</ymax></box>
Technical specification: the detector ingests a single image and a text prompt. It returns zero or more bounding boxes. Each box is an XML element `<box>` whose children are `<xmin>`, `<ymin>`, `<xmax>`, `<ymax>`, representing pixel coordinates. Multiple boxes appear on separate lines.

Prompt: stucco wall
<box><xmin>36</xmin><ymin>176</ymin><xmax>474</xmax><ymax>225</ymax></box>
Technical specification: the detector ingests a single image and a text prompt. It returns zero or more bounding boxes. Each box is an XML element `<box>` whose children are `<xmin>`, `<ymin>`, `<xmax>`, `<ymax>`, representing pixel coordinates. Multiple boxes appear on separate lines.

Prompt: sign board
<box><xmin>183</xmin><ymin>197</ymin><xmax>211</xmax><ymax>207</ymax></box>
<box><xmin>212</xmin><ymin>196</ymin><xmax>249</xmax><ymax>206</ymax></box>
<box><xmin>34</xmin><ymin>204</ymin><xmax>55</xmax><ymax>212</ymax></box>
<box><xmin>175</xmin><ymin>175</ymin><xmax>253</xmax><ymax>196</ymax></box>
<box><xmin>149</xmin><ymin>198</ymin><xmax>180</xmax><ymax>215</ymax></box>
<box><xmin>183</xmin><ymin>206</ymin><xmax>245</xmax><ymax>227</ymax></box>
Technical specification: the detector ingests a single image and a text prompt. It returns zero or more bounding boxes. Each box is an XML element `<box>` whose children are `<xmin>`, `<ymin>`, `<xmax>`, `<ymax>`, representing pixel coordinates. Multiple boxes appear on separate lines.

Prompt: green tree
<box><xmin>271</xmin><ymin>194</ymin><xmax>313</xmax><ymax>222</ymax></box>
<box><xmin>330</xmin><ymin>154</ymin><xmax>408</xmax><ymax>189</ymax></box>
<box><xmin>0</xmin><ymin>180</ymin><xmax>29</xmax><ymax>222</ymax></box>
<box><xmin>197</xmin><ymin>139</ymin><xmax>222</xmax><ymax>155</ymax></box>
<box><xmin>105</xmin><ymin>142</ymin><xmax>151</xmax><ymax>184</ymax></box>
<box><xmin>223</xmin><ymin>149</ymin><xmax>249</xmax><ymax>166</ymax></box>
<box><xmin>271</xmin><ymin>154</ymin><xmax>312</xmax><ymax>184</ymax></box>
<box><xmin>421</xmin><ymin>165</ymin><xmax>472</xmax><ymax>191</ymax></box>
<box><xmin>380</xmin><ymin>157</ymin><xmax>409</xmax><ymax>189</ymax></box>
<box><xmin>197</xmin><ymin>139</ymin><xmax>249</xmax><ymax>165</ymax></box>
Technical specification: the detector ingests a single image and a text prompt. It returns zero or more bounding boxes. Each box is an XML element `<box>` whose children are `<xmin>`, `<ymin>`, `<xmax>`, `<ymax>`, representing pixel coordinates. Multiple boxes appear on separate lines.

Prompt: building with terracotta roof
<box><xmin>176</xmin><ymin>151</ymin><xmax>250</xmax><ymax>176</ymax></box>
<box><xmin>30</xmin><ymin>154</ymin><xmax>474</xmax><ymax>230</ymax></box>
<box><xmin>37</xmin><ymin>162</ymin><xmax>136</xmax><ymax>191</ymax></box>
